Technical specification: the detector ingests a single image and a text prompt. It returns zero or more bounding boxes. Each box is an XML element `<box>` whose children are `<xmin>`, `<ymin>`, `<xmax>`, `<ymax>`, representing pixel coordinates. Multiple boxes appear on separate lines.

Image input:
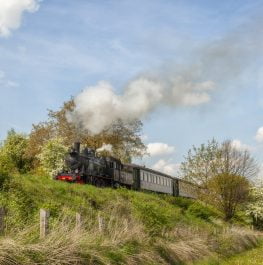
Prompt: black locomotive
<box><xmin>56</xmin><ymin>142</ymin><xmax>198</xmax><ymax>199</ymax></box>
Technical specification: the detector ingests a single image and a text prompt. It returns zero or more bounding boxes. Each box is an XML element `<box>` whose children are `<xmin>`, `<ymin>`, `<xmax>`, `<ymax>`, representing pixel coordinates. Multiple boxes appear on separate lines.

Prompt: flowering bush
<box><xmin>246</xmin><ymin>186</ymin><xmax>263</xmax><ymax>229</ymax></box>
<box><xmin>37</xmin><ymin>137</ymin><xmax>68</xmax><ymax>177</ymax></box>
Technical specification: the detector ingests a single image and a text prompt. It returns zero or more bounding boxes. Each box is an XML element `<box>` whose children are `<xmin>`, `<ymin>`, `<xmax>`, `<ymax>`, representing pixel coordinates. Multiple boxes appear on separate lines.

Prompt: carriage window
<box><xmin>109</xmin><ymin>162</ymin><xmax>114</xmax><ymax>168</ymax></box>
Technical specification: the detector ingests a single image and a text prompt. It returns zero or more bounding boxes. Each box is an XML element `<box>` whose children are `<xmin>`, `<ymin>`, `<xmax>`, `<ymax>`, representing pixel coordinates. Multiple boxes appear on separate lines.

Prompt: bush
<box><xmin>0</xmin><ymin>129</ymin><xmax>31</xmax><ymax>174</ymax></box>
<box><xmin>186</xmin><ymin>202</ymin><xmax>221</xmax><ymax>221</ymax></box>
<box><xmin>37</xmin><ymin>137</ymin><xmax>68</xmax><ymax>177</ymax></box>
<box><xmin>163</xmin><ymin>196</ymin><xmax>195</xmax><ymax>210</ymax></box>
<box><xmin>132</xmin><ymin>195</ymin><xmax>181</xmax><ymax>235</ymax></box>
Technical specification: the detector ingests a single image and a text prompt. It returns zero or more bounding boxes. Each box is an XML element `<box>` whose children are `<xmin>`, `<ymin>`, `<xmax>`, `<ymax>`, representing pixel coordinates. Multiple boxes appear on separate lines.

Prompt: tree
<box><xmin>27</xmin><ymin>99</ymin><xmax>146</xmax><ymax>166</ymax></box>
<box><xmin>181</xmin><ymin>139</ymin><xmax>258</xmax><ymax>188</ymax></box>
<box><xmin>207</xmin><ymin>173</ymin><xmax>250</xmax><ymax>220</ymax></box>
<box><xmin>180</xmin><ymin>139</ymin><xmax>219</xmax><ymax>188</ymax></box>
<box><xmin>181</xmin><ymin>139</ymin><xmax>258</xmax><ymax>220</ymax></box>
<box><xmin>37</xmin><ymin>137</ymin><xmax>68</xmax><ymax>177</ymax></box>
<box><xmin>0</xmin><ymin>129</ymin><xmax>31</xmax><ymax>174</ymax></box>
<box><xmin>83</xmin><ymin>119</ymin><xmax>146</xmax><ymax>163</ymax></box>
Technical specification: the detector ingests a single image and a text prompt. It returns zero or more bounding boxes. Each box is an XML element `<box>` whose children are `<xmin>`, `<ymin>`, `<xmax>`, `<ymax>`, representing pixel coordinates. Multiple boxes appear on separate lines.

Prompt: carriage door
<box><xmin>173</xmin><ymin>179</ymin><xmax>179</xmax><ymax>196</ymax></box>
<box><xmin>114</xmin><ymin>162</ymin><xmax>121</xmax><ymax>182</ymax></box>
<box><xmin>133</xmin><ymin>168</ymin><xmax>140</xmax><ymax>190</ymax></box>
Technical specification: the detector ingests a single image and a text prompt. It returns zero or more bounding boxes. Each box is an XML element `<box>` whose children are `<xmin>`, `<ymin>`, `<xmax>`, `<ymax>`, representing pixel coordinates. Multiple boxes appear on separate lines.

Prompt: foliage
<box><xmin>207</xmin><ymin>173</ymin><xmax>250</xmax><ymax>220</ymax></box>
<box><xmin>246</xmin><ymin>186</ymin><xmax>263</xmax><ymax>229</ymax></box>
<box><xmin>0</xmin><ymin>174</ymin><xmax>261</xmax><ymax>265</ymax></box>
<box><xmin>132</xmin><ymin>196</ymin><xmax>181</xmax><ymax>235</ymax></box>
<box><xmin>0</xmin><ymin>129</ymin><xmax>31</xmax><ymax>175</ymax></box>
<box><xmin>27</xmin><ymin>99</ymin><xmax>146</xmax><ymax>166</ymax></box>
<box><xmin>186</xmin><ymin>201</ymin><xmax>221</xmax><ymax>221</ymax></box>
<box><xmin>37</xmin><ymin>137</ymin><xmax>68</xmax><ymax>177</ymax></box>
<box><xmin>181</xmin><ymin>139</ymin><xmax>258</xmax><ymax>189</ymax></box>
<box><xmin>181</xmin><ymin>139</ymin><xmax>220</xmax><ymax>188</ymax></box>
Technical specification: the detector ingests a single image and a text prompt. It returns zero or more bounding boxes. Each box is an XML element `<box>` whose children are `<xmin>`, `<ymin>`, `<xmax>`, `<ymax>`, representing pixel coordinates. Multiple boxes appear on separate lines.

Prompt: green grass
<box><xmin>220</xmin><ymin>242</ymin><xmax>263</xmax><ymax>265</ymax></box>
<box><xmin>0</xmin><ymin>174</ymin><xmax>261</xmax><ymax>265</ymax></box>
<box><xmin>0</xmin><ymin>174</ymin><xmax>214</xmax><ymax>234</ymax></box>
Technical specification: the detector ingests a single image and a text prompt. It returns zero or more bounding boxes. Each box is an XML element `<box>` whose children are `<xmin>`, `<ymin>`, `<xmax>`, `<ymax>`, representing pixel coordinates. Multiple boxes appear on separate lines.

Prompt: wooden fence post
<box><xmin>76</xmin><ymin>212</ymin><xmax>81</xmax><ymax>230</ymax></box>
<box><xmin>98</xmin><ymin>213</ymin><xmax>104</xmax><ymax>232</ymax></box>
<box><xmin>40</xmin><ymin>209</ymin><xmax>49</xmax><ymax>239</ymax></box>
<box><xmin>0</xmin><ymin>207</ymin><xmax>5</xmax><ymax>235</ymax></box>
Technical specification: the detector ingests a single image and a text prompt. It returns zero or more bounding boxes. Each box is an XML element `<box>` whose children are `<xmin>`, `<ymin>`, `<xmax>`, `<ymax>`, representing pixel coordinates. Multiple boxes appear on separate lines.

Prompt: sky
<box><xmin>0</xmin><ymin>0</ymin><xmax>263</xmax><ymax>178</ymax></box>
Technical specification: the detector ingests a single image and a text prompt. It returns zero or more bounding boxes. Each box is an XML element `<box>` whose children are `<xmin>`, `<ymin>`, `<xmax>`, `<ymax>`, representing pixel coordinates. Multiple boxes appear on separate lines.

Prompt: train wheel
<box><xmin>94</xmin><ymin>178</ymin><xmax>105</xmax><ymax>188</ymax></box>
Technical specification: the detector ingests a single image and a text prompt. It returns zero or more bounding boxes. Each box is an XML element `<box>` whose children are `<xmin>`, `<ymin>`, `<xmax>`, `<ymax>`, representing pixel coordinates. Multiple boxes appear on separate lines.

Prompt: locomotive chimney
<box><xmin>74</xmin><ymin>142</ymin><xmax>80</xmax><ymax>153</ymax></box>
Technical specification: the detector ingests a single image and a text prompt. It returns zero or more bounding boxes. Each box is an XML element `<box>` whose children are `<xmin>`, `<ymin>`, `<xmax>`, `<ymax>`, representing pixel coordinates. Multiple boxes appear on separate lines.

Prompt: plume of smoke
<box><xmin>67</xmin><ymin>76</ymin><xmax>214</xmax><ymax>134</ymax></box>
<box><xmin>68</xmin><ymin>16</ymin><xmax>263</xmax><ymax>135</ymax></box>
<box><xmin>96</xmin><ymin>143</ymin><xmax>113</xmax><ymax>153</ymax></box>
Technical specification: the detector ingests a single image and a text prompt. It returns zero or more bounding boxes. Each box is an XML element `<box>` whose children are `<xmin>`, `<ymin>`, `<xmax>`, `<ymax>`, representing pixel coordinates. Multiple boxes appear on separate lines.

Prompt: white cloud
<box><xmin>147</xmin><ymin>142</ymin><xmax>175</xmax><ymax>157</ymax></box>
<box><xmin>152</xmin><ymin>159</ymin><xmax>180</xmax><ymax>176</ymax></box>
<box><xmin>231</xmin><ymin>139</ymin><xmax>251</xmax><ymax>151</ymax></box>
<box><xmin>0</xmin><ymin>0</ymin><xmax>40</xmax><ymax>37</ymax></box>
<box><xmin>255</xmin><ymin>127</ymin><xmax>263</xmax><ymax>143</ymax></box>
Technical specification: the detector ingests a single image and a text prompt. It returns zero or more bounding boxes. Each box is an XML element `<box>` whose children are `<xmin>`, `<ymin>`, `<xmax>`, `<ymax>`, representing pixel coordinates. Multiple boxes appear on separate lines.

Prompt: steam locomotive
<box><xmin>56</xmin><ymin>142</ymin><xmax>198</xmax><ymax>199</ymax></box>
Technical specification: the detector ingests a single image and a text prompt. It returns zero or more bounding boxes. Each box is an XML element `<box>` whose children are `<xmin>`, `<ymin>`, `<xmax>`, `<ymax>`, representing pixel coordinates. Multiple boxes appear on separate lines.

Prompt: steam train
<box><xmin>55</xmin><ymin>142</ymin><xmax>198</xmax><ymax>199</ymax></box>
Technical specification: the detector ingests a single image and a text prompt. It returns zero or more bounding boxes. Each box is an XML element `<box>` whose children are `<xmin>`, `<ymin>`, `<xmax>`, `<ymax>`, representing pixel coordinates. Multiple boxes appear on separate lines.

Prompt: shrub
<box><xmin>186</xmin><ymin>202</ymin><xmax>221</xmax><ymax>221</ymax></box>
<box><xmin>163</xmin><ymin>196</ymin><xmax>195</xmax><ymax>210</ymax></box>
<box><xmin>37</xmin><ymin>137</ymin><xmax>68</xmax><ymax>177</ymax></box>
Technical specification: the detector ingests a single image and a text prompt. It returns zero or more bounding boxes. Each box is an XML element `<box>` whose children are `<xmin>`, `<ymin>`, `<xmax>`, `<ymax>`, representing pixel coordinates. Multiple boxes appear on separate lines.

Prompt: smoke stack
<box><xmin>74</xmin><ymin>142</ymin><xmax>80</xmax><ymax>153</ymax></box>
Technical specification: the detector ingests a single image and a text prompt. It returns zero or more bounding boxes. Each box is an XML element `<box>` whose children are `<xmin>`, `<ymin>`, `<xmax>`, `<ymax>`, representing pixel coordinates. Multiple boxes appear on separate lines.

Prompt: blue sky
<box><xmin>0</xmin><ymin>0</ymin><xmax>263</xmax><ymax>176</ymax></box>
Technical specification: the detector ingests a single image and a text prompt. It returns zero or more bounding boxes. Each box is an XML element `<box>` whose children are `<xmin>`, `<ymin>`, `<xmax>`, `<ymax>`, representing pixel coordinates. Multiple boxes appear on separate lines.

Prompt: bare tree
<box><xmin>181</xmin><ymin>139</ymin><xmax>258</xmax><ymax>220</ymax></box>
<box><xmin>217</xmin><ymin>140</ymin><xmax>258</xmax><ymax>180</ymax></box>
<box><xmin>181</xmin><ymin>139</ymin><xmax>259</xmax><ymax>187</ymax></box>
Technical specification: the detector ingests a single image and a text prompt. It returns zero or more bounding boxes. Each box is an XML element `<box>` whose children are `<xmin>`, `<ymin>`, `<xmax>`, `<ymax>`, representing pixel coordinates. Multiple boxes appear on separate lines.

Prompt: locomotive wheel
<box><xmin>94</xmin><ymin>178</ymin><xmax>105</xmax><ymax>188</ymax></box>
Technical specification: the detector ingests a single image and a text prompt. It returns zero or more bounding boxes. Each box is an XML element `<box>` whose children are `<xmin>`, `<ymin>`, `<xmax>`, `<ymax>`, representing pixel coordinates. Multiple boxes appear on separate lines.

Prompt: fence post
<box><xmin>0</xmin><ymin>207</ymin><xmax>5</xmax><ymax>235</ymax></box>
<box><xmin>76</xmin><ymin>212</ymin><xmax>81</xmax><ymax>230</ymax></box>
<box><xmin>98</xmin><ymin>213</ymin><xmax>104</xmax><ymax>232</ymax></box>
<box><xmin>40</xmin><ymin>209</ymin><xmax>49</xmax><ymax>239</ymax></box>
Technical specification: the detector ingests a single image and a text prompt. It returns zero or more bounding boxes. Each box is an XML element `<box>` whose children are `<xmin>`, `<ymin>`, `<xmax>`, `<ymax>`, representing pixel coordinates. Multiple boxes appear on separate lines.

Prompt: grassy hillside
<box><xmin>221</xmin><ymin>243</ymin><xmax>263</xmax><ymax>265</ymax></box>
<box><xmin>0</xmin><ymin>174</ymin><xmax>261</xmax><ymax>265</ymax></box>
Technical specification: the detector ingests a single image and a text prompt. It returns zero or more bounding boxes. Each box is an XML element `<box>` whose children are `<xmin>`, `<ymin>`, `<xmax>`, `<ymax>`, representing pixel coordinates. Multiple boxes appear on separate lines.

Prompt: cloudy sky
<box><xmin>0</xmin><ymin>0</ymin><xmax>263</xmax><ymax>177</ymax></box>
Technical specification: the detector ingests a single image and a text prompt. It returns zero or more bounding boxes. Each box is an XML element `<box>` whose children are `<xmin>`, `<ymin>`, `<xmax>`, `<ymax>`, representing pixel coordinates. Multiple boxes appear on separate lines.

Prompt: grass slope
<box><xmin>220</xmin><ymin>242</ymin><xmax>263</xmax><ymax>265</ymax></box>
<box><xmin>0</xmin><ymin>174</ymin><xmax>260</xmax><ymax>265</ymax></box>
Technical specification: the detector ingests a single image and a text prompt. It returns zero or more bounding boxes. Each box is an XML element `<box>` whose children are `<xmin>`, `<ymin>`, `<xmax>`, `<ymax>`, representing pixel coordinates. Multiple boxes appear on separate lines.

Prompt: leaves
<box><xmin>37</xmin><ymin>137</ymin><xmax>68</xmax><ymax>177</ymax></box>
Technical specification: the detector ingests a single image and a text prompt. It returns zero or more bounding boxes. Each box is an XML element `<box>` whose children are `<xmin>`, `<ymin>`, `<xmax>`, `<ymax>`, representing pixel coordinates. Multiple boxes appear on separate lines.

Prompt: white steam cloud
<box><xmin>68</xmin><ymin>77</ymin><xmax>214</xmax><ymax>134</ymax></box>
<box><xmin>96</xmin><ymin>143</ymin><xmax>113</xmax><ymax>153</ymax></box>
<box><xmin>0</xmin><ymin>0</ymin><xmax>40</xmax><ymax>37</ymax></box>
<box><xmin>68</xmin><ymin>17</ymin><xmax>263</xmax><ymax>134</ymax></box>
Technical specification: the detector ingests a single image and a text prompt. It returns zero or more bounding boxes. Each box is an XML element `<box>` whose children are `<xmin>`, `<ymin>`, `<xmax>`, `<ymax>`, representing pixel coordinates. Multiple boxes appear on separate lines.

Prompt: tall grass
<box><xmin>0</xmin><ymin>174</ymin><xmax>261</xmax><ymax>264</ymax></box>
